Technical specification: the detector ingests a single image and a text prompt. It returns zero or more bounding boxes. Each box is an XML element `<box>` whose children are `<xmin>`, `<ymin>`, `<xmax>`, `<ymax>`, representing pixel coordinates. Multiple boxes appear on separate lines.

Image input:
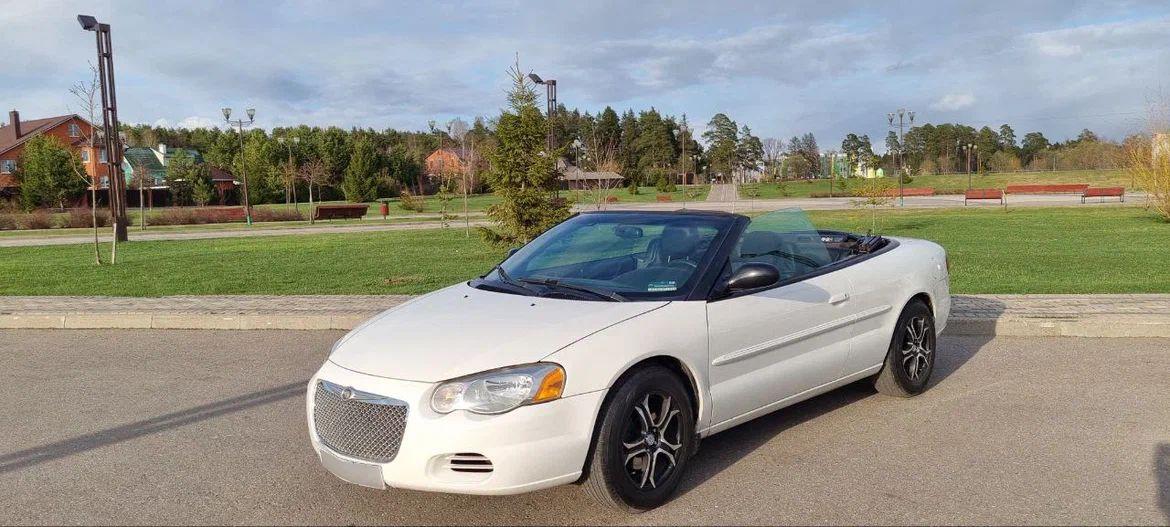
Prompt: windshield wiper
<box><xmin>519</xmin><ymin>278</ymin><xmax>628</xmax><ymax>302</ymax></box>
<box><xmin>484</xmin><ymin>265</ymin><xmax>540</xmax><ymax>296</ymax></box>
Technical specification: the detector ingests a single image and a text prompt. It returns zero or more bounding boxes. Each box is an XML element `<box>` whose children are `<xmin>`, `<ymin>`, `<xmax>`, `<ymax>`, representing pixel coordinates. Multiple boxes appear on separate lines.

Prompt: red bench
<box><xmin>882</xmin><ymin>187</ymin><xmax>935</xmax><ymax>197</ymax></box>
<box><xmin>656</xmin><ymin>194</ymin><xmax>673</xmax><ymax>202</ymax></box>
<box><xmin>964</xmin><ymin>188</ymin><xmax>1005</xmax><ymax>206</ymax></box>
<box><xmin>1005</xmin><ymin>184</ymin><xmax>1089</xmax><ymax>194</ymax></box>
<box><xmin>313</xmin><ymin>204</ymin><xmax>369</xmax><ymax>221</ymax></box>
<box><xmin>1081</xmin><ymin>187</ymin><xmax>1125</xmax><ymax>203</ymax></box>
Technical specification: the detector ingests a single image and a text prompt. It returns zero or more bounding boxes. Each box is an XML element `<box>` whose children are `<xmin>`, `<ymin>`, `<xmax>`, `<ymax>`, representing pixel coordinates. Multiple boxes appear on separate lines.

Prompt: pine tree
<box><xmin>342</xmin><ymin>136</ymin><xmax>380</xmax><ymax>203</ymax></box>
<box><xmin>481</xmin><ymin>58</ymin><xmax>570</xmax><ymax>244</ymax></box>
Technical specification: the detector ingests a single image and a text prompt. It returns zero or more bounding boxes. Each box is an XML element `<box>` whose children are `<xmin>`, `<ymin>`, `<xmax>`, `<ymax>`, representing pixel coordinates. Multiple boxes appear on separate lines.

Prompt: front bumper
<box><xmin>306</xmin><ymin>360</ymin><xmax>606</xmax><ymax>495</ymax></box>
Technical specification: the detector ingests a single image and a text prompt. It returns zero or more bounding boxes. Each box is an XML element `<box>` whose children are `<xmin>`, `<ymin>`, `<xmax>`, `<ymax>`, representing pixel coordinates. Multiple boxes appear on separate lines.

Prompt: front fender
<box><xmin>540</xmin><ymin>301</ymin><xmax>712</xmax><ymax>431</ymax></box>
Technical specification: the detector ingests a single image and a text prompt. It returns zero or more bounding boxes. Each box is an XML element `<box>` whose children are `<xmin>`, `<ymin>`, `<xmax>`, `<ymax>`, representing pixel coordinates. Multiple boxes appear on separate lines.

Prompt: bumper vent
<box><xmin>313</xmin><ymin>380</ymin><xmax>408</xmax><ymax>463</ymax></box>
<box><xmin>444</xmin><ymin>453</ymin><xmax>494</xmax><ymax>473</ymax></box>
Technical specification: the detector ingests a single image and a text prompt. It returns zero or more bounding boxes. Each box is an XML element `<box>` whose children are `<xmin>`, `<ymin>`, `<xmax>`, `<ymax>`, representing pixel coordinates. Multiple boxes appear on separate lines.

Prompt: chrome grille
<box><xmin>313</xmin><ymin>380</ymin><xmax>408</xmax><ymax>463</ymax></box>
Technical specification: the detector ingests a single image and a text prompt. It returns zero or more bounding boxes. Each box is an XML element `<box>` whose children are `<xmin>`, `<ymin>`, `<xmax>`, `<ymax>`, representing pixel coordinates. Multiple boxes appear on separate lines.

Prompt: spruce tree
<box><xmin>481</xmin><ymin>59</ymin><xmax>570</xmax><ymax>244</ymax></box>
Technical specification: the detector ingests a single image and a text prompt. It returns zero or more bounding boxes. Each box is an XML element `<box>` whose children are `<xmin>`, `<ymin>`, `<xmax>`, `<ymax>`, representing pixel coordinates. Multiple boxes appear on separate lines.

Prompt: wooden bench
<box><xmin>313</xmin><ymin>204</ymin><xmax>369</xmax><ymax>221</ymax></box>
<box><xmin>656</xmin><ymin>194</ymin><xmax>673</xmax><ymax>202</ymax></box>
<box><xmin>964</xmin><ymin>188</ymin><xmax>1004</xmax><ymax>206</ymax></box>
<box><xmin>1005</xmin><ymin>184</ymin><xmax>1089</xmax><ymax>194</ymax></box>
<box><xmin>883</xmin><ymin>187</ymin><xmax>935</xmax><ymax>197</ymax></box>
<box><xmin>1081</xmin><ymin>186</ymin><xmax>1125</xmax><ymax>203</ymax></box>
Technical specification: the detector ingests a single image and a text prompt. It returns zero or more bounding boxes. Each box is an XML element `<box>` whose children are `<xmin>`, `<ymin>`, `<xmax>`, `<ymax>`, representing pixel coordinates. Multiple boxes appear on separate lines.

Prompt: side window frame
<box><xmin>706</xmin><ymin>228</ymin><xmax>899</xmax><ymax>302</ymax></box>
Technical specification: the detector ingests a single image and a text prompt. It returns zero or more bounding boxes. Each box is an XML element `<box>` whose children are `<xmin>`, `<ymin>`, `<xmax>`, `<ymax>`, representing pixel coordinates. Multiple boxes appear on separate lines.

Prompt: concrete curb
<box><xmin>942</xmin><ymin>315</ymin><xmax>1170</xmax><ymax>338</ymax></box>
<box><xmin>4</xmin><ymin>312</ymin><xmax>1170</xmax><ymax>337</ymax></box>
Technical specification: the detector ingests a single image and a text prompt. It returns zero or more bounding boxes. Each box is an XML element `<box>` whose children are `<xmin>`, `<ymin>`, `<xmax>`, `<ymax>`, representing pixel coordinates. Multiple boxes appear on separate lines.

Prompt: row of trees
<box><xmin>858</xmin><ymin>123</ymin><xmax>1127</xmax><ymax>176</ymax></box>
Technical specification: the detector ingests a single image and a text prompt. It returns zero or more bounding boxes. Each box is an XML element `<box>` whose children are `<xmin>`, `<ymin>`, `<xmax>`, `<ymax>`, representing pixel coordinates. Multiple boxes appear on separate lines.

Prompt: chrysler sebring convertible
<box><xmin>307</xmin><ymin>208</ymin><xmax>950</xmax><ymax>511</ymax></box>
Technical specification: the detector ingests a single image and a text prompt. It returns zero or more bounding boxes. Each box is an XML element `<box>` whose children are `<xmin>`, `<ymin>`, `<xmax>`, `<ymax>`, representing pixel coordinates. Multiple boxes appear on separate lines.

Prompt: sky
<box><xmin>2</xmin><ymin>0</ymin><xmax>1169</xmax><ymax>150</ymax></box>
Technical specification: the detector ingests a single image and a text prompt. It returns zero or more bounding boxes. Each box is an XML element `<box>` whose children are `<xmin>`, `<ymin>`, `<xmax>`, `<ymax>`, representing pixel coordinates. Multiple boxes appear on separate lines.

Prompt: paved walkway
<box><xmin>706</xmin><ymin>183</ymin><xmax>739</xmax><ymax>202</ymax></box>
<box><xmin>2</xmin><ymin>294</ymin><xmax>1168</xmax><ymax>336</ymax></box>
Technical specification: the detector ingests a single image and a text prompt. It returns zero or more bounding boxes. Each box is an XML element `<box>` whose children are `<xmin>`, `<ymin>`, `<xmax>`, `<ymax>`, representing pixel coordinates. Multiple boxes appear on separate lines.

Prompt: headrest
<box><xmin>659</xmin><ymin>226</ymin><xmax>699</xmax><ymax>259</ymax></box>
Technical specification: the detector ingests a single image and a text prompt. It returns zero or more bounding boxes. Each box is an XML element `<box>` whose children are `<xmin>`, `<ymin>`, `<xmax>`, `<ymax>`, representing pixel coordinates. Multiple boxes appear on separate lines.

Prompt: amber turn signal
<box><xmin>532</xmin><ymin>366</ymin><xmax>566</xmax><ymax>404</ymax></box>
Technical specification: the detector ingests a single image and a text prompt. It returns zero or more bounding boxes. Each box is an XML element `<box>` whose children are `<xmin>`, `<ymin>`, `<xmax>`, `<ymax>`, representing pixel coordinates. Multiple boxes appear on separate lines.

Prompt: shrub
<box><xmin>626</xmin><ymin>182</ymin><xmax>640</xmax><ymax>195</ymax></box>
<box><xmin>18</xmin><ymin>211</ymin><xmax>54</xmax><ymax>230</ymax></box>
<box><xmin>252</xmin><ymin>208</ymin><xmax>305</xmax><ymax>222</ymax></box>
<box><xmin>655</xmin><ymin>175</ymin><xmax>677</xmax><ymax>193</ymax></box>
<box><xmin>398</xmin><ymin>190</ymin><xmax>425</xmax><ymax>212</ymax></box>
<box><xmin>0</xmin><ymin>214</ymin><xmax>17</xmax><ymax>230</ymax></box>
<box><xmin>60</xmin><ymin>208</ymin><xmax>111</xmax><ymax>229</ymax></box>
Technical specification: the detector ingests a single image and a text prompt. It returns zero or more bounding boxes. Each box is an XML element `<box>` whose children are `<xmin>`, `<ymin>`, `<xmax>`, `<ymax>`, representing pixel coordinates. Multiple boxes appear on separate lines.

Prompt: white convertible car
<box><xmin>307</xmin><ymin>208</ymin><xmax>950</xmax><ymax>511</ymax></box>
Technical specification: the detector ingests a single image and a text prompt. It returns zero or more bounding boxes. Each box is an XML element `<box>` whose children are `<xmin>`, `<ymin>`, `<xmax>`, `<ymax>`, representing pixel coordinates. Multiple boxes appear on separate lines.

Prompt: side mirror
<box><xmin>726</xmin><ymin>263</ymin><xmax>780</xmax><ymax>292</ymax></box>
<box><xmin>506</xmin><ymin>247</ymin><xmax>520</xmax><ymax>258</ymax></box>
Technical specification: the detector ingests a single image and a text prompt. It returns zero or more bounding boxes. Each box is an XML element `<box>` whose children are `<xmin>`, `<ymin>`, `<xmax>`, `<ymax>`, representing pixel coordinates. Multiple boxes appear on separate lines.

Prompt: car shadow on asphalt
<box><xmin>675</xmin><ymin>330</ymin><xmax>996</xmax><ymax>499</ymax></box>
<box><xmin>1157</xmin><ymin>442</ymin><xmax>1170</xmax><ymax>523</ymax></box>
<box><xmin>0</xmin><ymin>381</ymin><xmax>305</xmax><ymax>475</ymax></box>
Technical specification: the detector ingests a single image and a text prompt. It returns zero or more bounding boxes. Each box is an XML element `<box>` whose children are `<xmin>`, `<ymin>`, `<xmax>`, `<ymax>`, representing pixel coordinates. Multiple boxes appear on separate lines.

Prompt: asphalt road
<box><xmin>2</xmin><ymin>330</ymin><xmax>1168</xmax><ymax>525</ymax></box>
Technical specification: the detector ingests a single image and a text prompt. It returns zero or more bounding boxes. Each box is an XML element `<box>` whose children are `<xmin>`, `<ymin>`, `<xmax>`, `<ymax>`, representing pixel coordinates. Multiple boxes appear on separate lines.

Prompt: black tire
<box><xmin>873</xmin><ymin>299</ymin><xmax>937</xmax><ymax>397</ymax></box>
<box><xmin>583</xmin><ymin>366</ymin><xmax>695</xmax><ymax>512</ymax></box>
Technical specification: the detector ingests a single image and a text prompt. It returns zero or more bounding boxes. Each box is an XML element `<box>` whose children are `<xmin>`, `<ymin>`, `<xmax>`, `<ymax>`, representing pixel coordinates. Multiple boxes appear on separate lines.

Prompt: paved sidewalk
<box><xmin>707</xmin><ymin>183</ymin><xmax>739</xmax><ymax>202</ymax></box>
<box><xmin>2</xmin><ymin>294</ymin><xmax>1168</xmax><ymax>336</ymax></box>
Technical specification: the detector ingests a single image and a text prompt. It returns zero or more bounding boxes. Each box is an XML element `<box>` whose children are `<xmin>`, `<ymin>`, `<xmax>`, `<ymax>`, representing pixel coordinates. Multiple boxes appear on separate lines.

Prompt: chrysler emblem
<box><xmin>341</xmin><ymin>387</ymin><xmax>355</xmax><ymax>400</ymax></box>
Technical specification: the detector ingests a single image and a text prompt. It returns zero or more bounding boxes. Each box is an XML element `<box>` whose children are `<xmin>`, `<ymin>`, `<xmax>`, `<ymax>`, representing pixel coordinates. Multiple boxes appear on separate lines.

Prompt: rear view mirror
<box><xmin>613</xmin><ymin>225</ymin><xmax>643</xmax><ymax>239</ymax></box>
<box><xmin>726</xmin><ymin>263</ymin><xmax>780</xmax><ymax>292</ymax></box>
<box><xmin>507</xmin><ymin>247</ymin><xmax>520</xmax><ymax>258</ymax></box>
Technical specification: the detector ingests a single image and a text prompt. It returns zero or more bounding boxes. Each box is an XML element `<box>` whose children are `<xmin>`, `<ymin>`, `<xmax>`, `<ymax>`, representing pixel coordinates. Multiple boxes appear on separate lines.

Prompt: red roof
<box><xmin>0</xmin><ymin>115</ymin><xmax>80</xmax><ymax>156</ymax></box>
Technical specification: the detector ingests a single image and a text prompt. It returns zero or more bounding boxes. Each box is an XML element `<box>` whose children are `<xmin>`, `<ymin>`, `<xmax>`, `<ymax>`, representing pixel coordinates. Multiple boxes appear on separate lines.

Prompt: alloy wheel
<box><xmin>621</xmin><ymin>392</ymin><xmax>683</xmax><ymax>490</ymax></box>
<box><xmin>900</xmin><ymin>316</ymin><xmax>934</xmax><ymax>381</ymax></box>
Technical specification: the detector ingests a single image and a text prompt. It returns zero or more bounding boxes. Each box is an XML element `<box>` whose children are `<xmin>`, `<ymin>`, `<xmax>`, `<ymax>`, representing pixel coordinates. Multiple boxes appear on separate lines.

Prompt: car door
<box><xmin>704</xmin><ymin>210</ymin><xmax>861</xmax><ymax>431</ymax></box>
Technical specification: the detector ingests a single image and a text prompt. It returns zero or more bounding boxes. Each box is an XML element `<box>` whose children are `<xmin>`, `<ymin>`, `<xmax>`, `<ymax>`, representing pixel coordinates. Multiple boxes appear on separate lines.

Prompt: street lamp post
<box><xmin>887</xmin><ymin>108</ymin><xmax>914</xmax><ymax>206</ymax></box>
<box><xmin>962</xmin><ymin>143</ymin><xmax>977</xmax><ymax>190</ymax></box>
<box><xmin>223</xmin><ymin>107</ymin><xmax>256</xmax><ymax>225</ymax></box>
<box><xmin>78</xmin><ymin>14</ymin><xmax>128</xmax><ymax>242</ymax></box>
<box><xmin>276</xmin><ymin>136</ymin><xmax>300</xmax><ymax>210</ymax></box>
<box><xmin>528</xmin><ymin>73</ymin><xmax>557</xmax><ymax>154</ymax></box>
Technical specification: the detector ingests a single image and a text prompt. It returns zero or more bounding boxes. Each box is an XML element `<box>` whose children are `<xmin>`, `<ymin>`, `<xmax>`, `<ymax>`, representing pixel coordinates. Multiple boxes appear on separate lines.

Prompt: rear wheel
<box><xmin>874</xmin><ymin>300</ymin><xmax>936</xmax><ymax>397</ymax></box>
<box><xmin>583</xmin><ymin>366</ymin><xmax>695</xmax><ymax>512</ymax></box>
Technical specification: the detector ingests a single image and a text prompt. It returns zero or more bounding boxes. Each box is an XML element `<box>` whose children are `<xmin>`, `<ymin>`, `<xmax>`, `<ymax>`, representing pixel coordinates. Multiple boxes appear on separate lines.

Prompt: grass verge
<box><xmin>0</xmin><ymin>205</ymin><xmax>1165</xmax><ymax>296</ymax></box>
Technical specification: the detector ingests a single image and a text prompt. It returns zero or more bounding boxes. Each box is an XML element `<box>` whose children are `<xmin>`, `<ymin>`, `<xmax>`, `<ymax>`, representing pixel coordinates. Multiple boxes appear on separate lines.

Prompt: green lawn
<box><xmin>743</xmin><ymin>169</ymin><xmax>1134</xmax><ymax>199</ymax></box>
<box><xmin>1</xmin><ymin>206</ymin><xmax>1165</xmax><ymax>296</ymax></box>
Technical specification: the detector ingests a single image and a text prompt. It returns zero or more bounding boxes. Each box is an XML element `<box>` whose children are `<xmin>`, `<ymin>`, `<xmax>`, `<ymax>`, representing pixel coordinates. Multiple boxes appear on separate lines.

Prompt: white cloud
<box><xmin>931</xmin><ymin>93</ymin><xmax>976</xmax><ymax>111</ymax></box>
<box><xmin>175</xmin><ymin>116</ymin><xmax>221</xmax><ymax>130</ymax></box>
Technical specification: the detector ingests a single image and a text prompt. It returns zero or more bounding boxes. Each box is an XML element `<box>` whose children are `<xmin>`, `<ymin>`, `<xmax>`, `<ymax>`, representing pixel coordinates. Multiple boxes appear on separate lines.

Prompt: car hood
<box><xmin>328</xmin><ymin>282</ymin><xmax>669</xmax><ymax>382</ymax></box>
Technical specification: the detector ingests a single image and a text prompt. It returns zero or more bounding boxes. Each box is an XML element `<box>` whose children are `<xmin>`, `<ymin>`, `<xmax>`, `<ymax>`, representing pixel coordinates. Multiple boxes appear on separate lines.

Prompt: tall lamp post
<box><xmin>78</xmin><ymin>15</ymin><xmax>128</xmax><ymax>242</ymax></box>
<box><xmin>887</xmin><ymin>108</ymin><xmax>914</xmax><ymax>206</ymax></box>
<box><xmin>276</xmin><ymin>136</ymin><xmax>300</xmax><ymax>210</ymax></box>
<box><xmin>223</xmin><ymin>107</ymin><xmax>256</xmax><ymax>225</ymax></box>
<box><xmin>528</xmin><ymin>73</ymin><xmax>557</xmax><ymax>153</ymax></box>
<box><xmin>962</xmin><ymin>143</ymin><xmax>976</xmax><ymax>190</ymax></box>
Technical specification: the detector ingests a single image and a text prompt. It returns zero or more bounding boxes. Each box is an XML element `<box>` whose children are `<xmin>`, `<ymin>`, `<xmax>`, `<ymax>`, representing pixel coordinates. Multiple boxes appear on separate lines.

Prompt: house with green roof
<box><xmin>121</xmin><ymin>144</ymin><xmax>238</xmax><ymax>206</ymax></box>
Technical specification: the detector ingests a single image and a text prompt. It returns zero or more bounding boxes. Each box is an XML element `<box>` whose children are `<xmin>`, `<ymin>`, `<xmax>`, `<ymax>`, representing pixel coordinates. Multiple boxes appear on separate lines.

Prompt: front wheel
<box><xmin>874</xmin><ymin>299</ymin><xmax>937</xmax><ymax>397</ymax></box>
<box><xmin>582</xmin><ymin>366</ymin><xmax>695</xmax><ymax>512</ymax></box>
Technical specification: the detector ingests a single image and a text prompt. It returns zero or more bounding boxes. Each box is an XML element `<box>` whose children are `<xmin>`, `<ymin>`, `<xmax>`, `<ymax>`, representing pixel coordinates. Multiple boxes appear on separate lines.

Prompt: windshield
<box><xmin>484</xmin><ymin>212</ymin><xmax>737</xmax><ymax>301</ymax></box>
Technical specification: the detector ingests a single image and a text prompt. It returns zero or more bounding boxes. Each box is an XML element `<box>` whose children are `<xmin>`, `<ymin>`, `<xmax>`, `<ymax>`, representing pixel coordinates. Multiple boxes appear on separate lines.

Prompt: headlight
<box><xmin>431</xmin><ymin>363</ymin><xmax>565</xmax><ymax>415</ymax></box>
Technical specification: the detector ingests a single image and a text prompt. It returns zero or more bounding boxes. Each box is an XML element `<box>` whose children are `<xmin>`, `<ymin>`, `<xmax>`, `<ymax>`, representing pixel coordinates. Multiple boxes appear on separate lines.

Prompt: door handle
<box><xmin>828</xmin><ymin>293</ymin><xmax>850</xmax><ymax>305</ymax></box>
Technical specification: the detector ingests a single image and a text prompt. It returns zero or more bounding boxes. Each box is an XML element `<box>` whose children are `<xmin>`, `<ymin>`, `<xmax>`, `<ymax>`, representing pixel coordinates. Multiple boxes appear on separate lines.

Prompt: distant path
<box><xmin>707</xmin><ymin>183</ymin><xmax>739</xmax><ymax>202</ymax></box>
